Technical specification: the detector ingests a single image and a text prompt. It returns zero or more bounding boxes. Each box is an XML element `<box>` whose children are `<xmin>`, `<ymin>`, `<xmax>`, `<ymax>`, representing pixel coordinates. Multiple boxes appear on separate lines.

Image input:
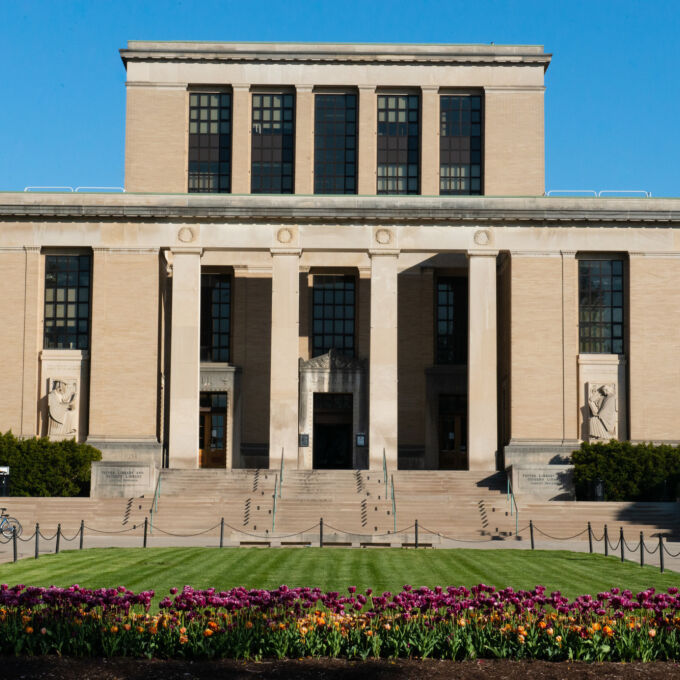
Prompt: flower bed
<box><xmin>2</xmin><ymin>583</ymin><xmax>680</xmax><ymax>661</ymax></box>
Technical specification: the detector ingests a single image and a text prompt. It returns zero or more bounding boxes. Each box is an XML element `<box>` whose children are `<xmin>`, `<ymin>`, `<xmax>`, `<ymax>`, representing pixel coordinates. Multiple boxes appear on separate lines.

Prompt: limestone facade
<box><xmin>0</xmin><ymin>42</ymin><xmax>679</xmax><ymax>485</ymax></box>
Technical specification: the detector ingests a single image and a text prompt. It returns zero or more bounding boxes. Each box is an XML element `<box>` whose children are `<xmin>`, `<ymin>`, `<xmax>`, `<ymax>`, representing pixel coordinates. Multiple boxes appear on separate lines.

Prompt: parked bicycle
<box><xmin>0</xmin><ymin>508</ymin><xmax>22</xmax><ymax>538</ymax></box>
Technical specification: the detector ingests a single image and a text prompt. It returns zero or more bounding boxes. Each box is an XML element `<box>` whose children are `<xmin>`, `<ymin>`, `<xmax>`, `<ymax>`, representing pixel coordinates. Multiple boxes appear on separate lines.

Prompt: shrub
<box><xmin>571</xmin><ymin>440</ymin><xmax>680</xmax><ymax>501</ymax></box>
<box><xmin>0</xmin><ymin>432</ymin><xmax>101</xmax><ymax>496</ymax></box>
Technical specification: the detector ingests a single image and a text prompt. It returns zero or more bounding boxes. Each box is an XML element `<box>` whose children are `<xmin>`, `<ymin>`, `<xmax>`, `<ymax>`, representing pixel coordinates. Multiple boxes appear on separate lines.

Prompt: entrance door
<box><xmin>313</xmin><ymin>393</ymin><xmax>353</xmax><ymax>469</ymax></box>
<box><xmin>438</xmin><ymin>394</ymin><xmax>467</xmax><ymax>470</ymax></box>
<box><xmin>199</xmin><ymin>392</ymin><xmax>227</xmax><ymax>468</ymax></box>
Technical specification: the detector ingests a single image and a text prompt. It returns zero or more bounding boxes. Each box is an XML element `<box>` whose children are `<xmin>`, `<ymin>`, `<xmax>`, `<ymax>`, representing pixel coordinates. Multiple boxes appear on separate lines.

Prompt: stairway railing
<box><xmin>506</xmin><ymin>472</ymin><xmax>518</xmax><ymax>536</ymax></box>
<box><xmin>148</xmin><ymin>471</ymin><xmax>162</xmax><ymax>535</ymax></box>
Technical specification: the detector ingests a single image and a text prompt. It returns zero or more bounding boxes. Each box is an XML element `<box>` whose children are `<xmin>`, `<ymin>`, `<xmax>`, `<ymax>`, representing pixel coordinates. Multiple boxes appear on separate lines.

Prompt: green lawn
<box><xmin>0</xmin><ymin>547</ymin><xmax>677</xmax><ymax>602</ymax></box>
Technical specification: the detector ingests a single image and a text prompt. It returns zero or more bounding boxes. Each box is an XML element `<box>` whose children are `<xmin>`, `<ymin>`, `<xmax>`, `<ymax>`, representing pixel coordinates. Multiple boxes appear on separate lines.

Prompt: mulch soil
<box><xmin>2</xmin><ymin>658</ymin><xmax>680</xmax><ymax>679</ymax></box>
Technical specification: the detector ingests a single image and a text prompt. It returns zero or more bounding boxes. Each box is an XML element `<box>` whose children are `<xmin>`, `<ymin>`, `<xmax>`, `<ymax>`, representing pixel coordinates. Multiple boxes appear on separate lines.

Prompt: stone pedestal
<box><xmin>269</xmin><ymin>250</ymin><xmax>300</xmax><ymax>468</ymax></box>
<box><xmin>467</xmin><ymin>251</ymin><xmax>498</xmax><ymax>470</ymax></box>
<box><xmin>168</xmin><ymin>248</ymin><xmax>201</xmax><ymax>468</ymax></box>
<box><xmin>509</xmin><ymin>464</ymin><xmax>575</xmax><ymax>500</ymax></box>
<box><xmin>90</xmin><ymin>461</ymin><xmax>158</xmax><ymax>498</ymax></box>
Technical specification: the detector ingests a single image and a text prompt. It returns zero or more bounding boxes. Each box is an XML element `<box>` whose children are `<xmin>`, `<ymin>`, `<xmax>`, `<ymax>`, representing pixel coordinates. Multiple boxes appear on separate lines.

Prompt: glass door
<box><xmin>199</xmin><ymin>392</ymin><xmax>227</xmax><ymax>468</ymax></box>
<box><xmin>438</xmin><ymin>394</ymin><xmax>467</xmax><ymax>469</ymax></box>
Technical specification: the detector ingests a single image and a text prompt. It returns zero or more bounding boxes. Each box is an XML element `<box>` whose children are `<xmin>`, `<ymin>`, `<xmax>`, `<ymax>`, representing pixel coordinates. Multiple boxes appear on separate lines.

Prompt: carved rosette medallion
<box><xmin>277</xmin><ymin>228</ymin><xmax>293</xmax><ymax>244</ymax></box>
<box><xmin>473</xmin><ymin>229</ymin><xmax>491</xmax><ymax>246</ymax></box>
<box><xmin>177</xmin><ymin>227</ymin><xmax>195</xmax><ymax>243</ymax></box>
<box><xmin>375</xmin><ymin>229</ymin><xmax>392</xmax><ymax>245</ymax></box>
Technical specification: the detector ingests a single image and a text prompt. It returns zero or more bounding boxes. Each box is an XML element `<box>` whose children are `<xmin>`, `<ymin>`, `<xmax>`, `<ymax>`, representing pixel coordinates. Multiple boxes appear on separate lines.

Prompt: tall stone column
<box><xmin>369</xmin><ymin>250</ymin><xmax>399</xmax><ymax>469</ymax></box>
<box><xmin>269</xmin><ymin>249</ymin><xmax>300</xmax><ymax>468</ymax></box>
<box><xmin>467</xmin><ymin>250</ymin><xmax>498</xmax><ymax>470</ymax></box>
<box><xmin>168</xmin><ymin>248</ymin><xmax>201</xmax><ymax>468</ymax></box>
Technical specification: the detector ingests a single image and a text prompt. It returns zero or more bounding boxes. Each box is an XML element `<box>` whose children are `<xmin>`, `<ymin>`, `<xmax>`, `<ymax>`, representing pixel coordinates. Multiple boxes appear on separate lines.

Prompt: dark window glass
<box><xmin>314</xmin><ymin>93</ymin><xmax>357</xmax><ymax>194</ymax></box>
<box><xmin>201</xmin><ymin>274</ymin><xmax>231</xmax><ymax>362</ymax></box>
<box><xmin>440</xmin><ymin>95</ymin><xmax>482</xmax><ymax>195</ymax></box>
<box><xmin>44</xmin><ymin>254</ymin><xmax>91</xmax><ymax>350</ymax></box>
<box><xmin>579</xmin><ymin>260</ymin><xmax>624</xmax><ymax>354</ymax></box>
<box><xmin>435</xmin><ymin>277</ymin><xmax>468</xmax><ymax>364</ymax></box>
<box><xmin>188</xmin><ymin>93</ymin><xmax>232</xmax><ymax>193</ymax></box>
<box><xmin>312</xmin><ymin>275</ymin><xmax>355</xmax><ymax>357</ymax></box>
<box><xmin>251</xmin><ymin>93</ymin><xmax>295</xmax><ymax>194</ymax></box>
<box><xmin>377</xmin><ymin>94</ymin><xmax>420</xmax><ymax>194</ymax></box>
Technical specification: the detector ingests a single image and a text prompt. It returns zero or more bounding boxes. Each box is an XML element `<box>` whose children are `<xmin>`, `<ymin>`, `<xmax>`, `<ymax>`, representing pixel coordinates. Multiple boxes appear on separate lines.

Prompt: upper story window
<box><xmin>188</xmin><ymin>93</ymin><xmax>232</xmax><ymax>193</ymax></box>
<box><xmin>579</xmin><ymin>259</ymin><xmax>624</xmax><ymax>354</ymax></box>
<box><xmin>435</xmin><ymin>277</ymin><xmax>468</xmax><ymax>364</ymax></box>
<box><xmin>251</xmin><ymin>93</ymin><xmax>295</xmax><ymax>194</ymax></box>
<box><xmin>44</xmin><ymin>254</ymin><xmax>91</xmax><ymax>350</ymax></box>
<box><xmin>377</xmin><ymin>94</ymin><xmax>420</xmax><ymax>194</ymax></box>
<box><xmin>200</xmin><ymin>273</ymin><xmax>231</xmax><ymax>362</ymax></box>
<box><xmin>314</xmin><ymin>93</ymin><xmax>357</xmax><ymax>194</ymax></box>
<box><xmin>312</xmin><ymin>275</ymin><xmax>355</xmax><ymax>357</ymax></box>
<box><xmin>440</xmin><ymin>95</ymin><xmax>482</xmax><ymax>195</ymax></box>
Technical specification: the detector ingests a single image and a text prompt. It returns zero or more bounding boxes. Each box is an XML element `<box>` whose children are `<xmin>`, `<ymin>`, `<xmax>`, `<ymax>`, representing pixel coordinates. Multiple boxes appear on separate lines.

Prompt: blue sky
<box><xmin>2</xmin><ymin>0</ymin><xmax>679</xmax><ymax>195</ymax></box>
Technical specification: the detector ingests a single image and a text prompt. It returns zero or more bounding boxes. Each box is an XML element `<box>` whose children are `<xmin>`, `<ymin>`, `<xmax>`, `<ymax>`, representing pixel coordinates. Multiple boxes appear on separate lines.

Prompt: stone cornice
<box><xmin>120</xmin><ymin>42</ymin><xmax>551</xmax><ymax>70</ymax></box>
<box><xmin>1</xmin><ymin>194</ymin><xmax>680</xmax><ymax>226</ymax></box>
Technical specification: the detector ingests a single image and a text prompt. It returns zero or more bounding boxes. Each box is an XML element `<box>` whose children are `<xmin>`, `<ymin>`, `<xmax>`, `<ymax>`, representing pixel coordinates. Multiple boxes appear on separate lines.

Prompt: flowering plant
<box><xmin>1</xmin><ymin>582</ymin><xmax>680</xmax><ymax>661</ymax></box>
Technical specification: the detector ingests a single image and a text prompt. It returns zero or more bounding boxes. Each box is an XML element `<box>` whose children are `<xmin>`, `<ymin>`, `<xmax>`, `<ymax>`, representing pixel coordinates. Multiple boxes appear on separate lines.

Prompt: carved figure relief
<box><xmin>47</xmin><ymin>379</ymin><xmax>78</xmax><ymax>437</ymax></box>
<box><xmin>588</xmin><ymin>383</ymin><xmax>617</xmax><ymax>440</ymax></box>
<box><xmin>299</xmin><ymin>348</ymin><xmax>367</xmax><ymax>372</ymax></box>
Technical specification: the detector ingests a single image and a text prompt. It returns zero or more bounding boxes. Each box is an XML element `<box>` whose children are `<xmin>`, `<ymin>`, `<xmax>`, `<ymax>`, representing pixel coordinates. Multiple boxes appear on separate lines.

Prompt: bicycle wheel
<box><xmin>1</xmin><ymin>518</ymin><xmax>22</xmax><ymax>539</ymax></box>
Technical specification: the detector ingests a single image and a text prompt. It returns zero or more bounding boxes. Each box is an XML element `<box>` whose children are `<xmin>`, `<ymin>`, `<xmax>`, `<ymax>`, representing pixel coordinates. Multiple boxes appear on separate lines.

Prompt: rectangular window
<box><xmin>377</xmin><ymin>94</ymin><xmax>420</xmax><ymax>194</ymax></box>
<box><xmin>440</xmin><ymin>95</ymin><xmax>482</xmax><ymax>195</ymax></box>
<box><xmin>200</xmin><ymin>274</ymin><xmax>231</xmax><ymax>362</ymax></box>
<box><xmin>44</xmin><ymin>254</ymin><xmax>91</xmax><ymax>350</ymax></box>
<box><xmin>188</xmin><ymin>93</ymin><xmax>232</xmax><ymax>193</ymax></box>
<box><xmin>435</xmin><ymin>277</ymin><xmax>468</xmax><ymax>364</ymax></box>
<box><xmin>314</xmin><ymin>93</ymin><xmax>357</xmax><ymax>194</ymax></box>
<box><xmin>579</xmin><ymin>260</ymin><xmax>624</xmax><ymax>354</ymax></box>
<box><xmin>312</xmin><ymin>275</ymin><xmax>355</xmax><ymax>357</ymax></box>
<box><xmin>251</xmin><ymin>93</ymin><xmax>295</xmax><ymax>194</ymax></box>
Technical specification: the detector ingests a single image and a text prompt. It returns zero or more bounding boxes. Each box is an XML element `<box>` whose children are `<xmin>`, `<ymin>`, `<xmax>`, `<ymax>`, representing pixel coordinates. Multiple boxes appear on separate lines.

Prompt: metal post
<box><xmin>320</xmin><ymin>517</ymin><xmax>324</xmax><ymax>548</ymax></box>
<box><xmin>220</xmin><ymin>517</ymin><xmax>224</xmax><ymax>548</ymax></box>
<box><xmin>659</xmin><ymin>535</ymin><xmax>665</xmax><ymax>574</ymax></box>
<box><xmin>587</xmin><ymin>522</ymin><xmax>593</xmax><ymax>554</ymax></box>
<box><xmin>620</xmin><ymin>527</ymin><xmax>625</xmax><ymax>563</ymax></box>
<box><xmin>529</xmin><ymin>520</ymin><xmax>535</xmax><ymax>550</ymax></box>
<box><xmin>640</xmin><ymin>532</ymin><xmax>644</xmax><ymax>568</ymax></box>
<box><xmin>604</xmin><ymin>524</ymin><xmax>609</xmax><ymax>556</ymax></box>
<box><xmin>56</xmin><ymin>523</ymin><xmax>61</xmax><ymax>555</ymax></box>
<box><xmin>143</xmin><ymin>517</ymin><xmax>148</xmax><ymax>548</ymax></box>
<box><xmin>12</xmin><ymin>527</ymin><xmax>17</xmax><ymax>563</ymax></box>
<box><xmin>415</xmin><ymin>519</ymin><xmax>419</xmax><ymax>549</ymax></box>
<box><xmin>79</xmin><ymin>520</ymin><xmax>84</xmax><ymax>550</ymax></box>
<box><xmin>35</xmin><ymin>523</ymin><xmax>39</xmax><ymax>559</ymax></box>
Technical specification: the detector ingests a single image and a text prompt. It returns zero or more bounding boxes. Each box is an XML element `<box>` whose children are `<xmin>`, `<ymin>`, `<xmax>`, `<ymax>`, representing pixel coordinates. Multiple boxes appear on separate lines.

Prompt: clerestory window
<box><xmin>440</xmin><ymin>94</ymin><xmax>482</xmax><ymax>195</ymax></box>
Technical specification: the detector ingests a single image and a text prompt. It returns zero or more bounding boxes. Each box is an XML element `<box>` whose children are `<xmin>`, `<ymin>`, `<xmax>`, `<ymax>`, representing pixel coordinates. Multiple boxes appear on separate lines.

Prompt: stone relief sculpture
<box><xmin>47</xmin><ymin>379</ymin><xmax>78</xmax><ymax>437</ymax></box>
<box><xmin>588</xmin><ymin>383</ymin><xmax>617</xmax><ymax>440</ymax></box>
<box><xmin>299</xmin><ymin>348</ymin><xmax>367</xmax><ymax>371</ymax></box>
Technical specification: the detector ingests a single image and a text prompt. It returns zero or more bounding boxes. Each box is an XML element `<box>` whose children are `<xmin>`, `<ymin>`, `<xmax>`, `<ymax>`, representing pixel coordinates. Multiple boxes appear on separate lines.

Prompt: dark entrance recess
<box><xmin>313</xmin><ymin>393</ymin><xmax>353</xmax><ymax>469</ymax></box>
<box><xmin>199</xmin><ymin>392</ymin><xmax>227</xmax><ymax>468</ymax></box>
<box><xmin>438</xmin><ymin>394</ymin><xmax>467</xmax><ymax>470</ymax></box>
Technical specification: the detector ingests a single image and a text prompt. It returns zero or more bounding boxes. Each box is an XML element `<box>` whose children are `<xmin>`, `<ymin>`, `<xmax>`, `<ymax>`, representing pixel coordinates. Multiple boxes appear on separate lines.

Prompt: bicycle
<box><xmin>0</xmin><ymin>508</ymin><xmax>22</xmax><ymax>538</ymax></box>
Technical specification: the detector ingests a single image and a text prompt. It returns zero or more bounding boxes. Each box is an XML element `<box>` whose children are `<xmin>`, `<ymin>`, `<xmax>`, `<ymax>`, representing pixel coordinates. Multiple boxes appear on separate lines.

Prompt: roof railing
<box><xmin>23</xmin><ymin>186</ymin><xmax>125</xmax><ymax>193</ymax></box>
<box><xmin>545</xmin><ymin>189</ymin><xmax>652</xmax><ymax>198</ymax></box>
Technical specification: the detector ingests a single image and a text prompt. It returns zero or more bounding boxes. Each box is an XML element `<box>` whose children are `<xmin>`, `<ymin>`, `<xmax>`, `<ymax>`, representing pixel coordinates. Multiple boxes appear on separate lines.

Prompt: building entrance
<box><xmin>438</xmin><ymin>394</ymin><xmax>467</xmax><ymax>469</ymax></box>
<box><xmin>199</xmin><ymin>392</ymin><xmax>227</xmax><ymax>468</ymax></box>
<box><xmin>313</xmin><ymin>392</ymin><xmax>353</xmax><ymax>469</ymax></box>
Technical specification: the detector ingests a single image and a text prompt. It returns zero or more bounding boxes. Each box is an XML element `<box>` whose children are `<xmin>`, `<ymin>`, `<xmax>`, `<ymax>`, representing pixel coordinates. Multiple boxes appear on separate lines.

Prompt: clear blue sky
<box><xmin>2</xmin><ymin>0</ymin><xmax>678</xmax><ymax>195</ymax></box>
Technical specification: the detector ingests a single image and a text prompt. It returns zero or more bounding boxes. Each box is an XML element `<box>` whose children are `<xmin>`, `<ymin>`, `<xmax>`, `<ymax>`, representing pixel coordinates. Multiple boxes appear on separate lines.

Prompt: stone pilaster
<box><xmin>420</xmin><ymin>87</ymin><xmax>439</xmax><ymax>196</ymax></box>
<box><xmin>231</xmin><ymin>85</ymin><xmax>251</xmax><ymax>194</ymax></box>
<box><xmin>369</xmin><ymin>249</ymin><xmax>399</xmax><ymax>468</ymax></box>
<box><xmin>358</xmin><ymin>86</ymin><xmax>377</xmax><ymax>195</ymax></box>
<box><xmin>295</xmin><ymin>86</ymin><xmax>314</xmax><ymax>194</ymax></box>
<box><xmin>467</xmin><ymin>250</ymin><xmax>498</xmax><ymax>470</ymax></box>
<box><xmin>168</xmin><ymin>248</ymin><xmax>201</xmax><ymax>468</ymax></box>
<box><xmin>269</xmin><ymin>249</ymin><xmax>300</xmax><ymax>468</ymax></box>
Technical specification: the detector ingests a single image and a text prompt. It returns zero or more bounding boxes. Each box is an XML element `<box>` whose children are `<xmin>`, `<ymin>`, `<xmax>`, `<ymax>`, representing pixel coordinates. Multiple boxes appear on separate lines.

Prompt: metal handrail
<box><xmin>272</xmin><ymin>474</ymin><xmax>278</xmax><ymax>532</ymax></box>
<box><xmin>506</xmin><ymin>473</ymin><xmax>518</xmax><ymax>536</ymax></box>
<box><xmin>390</xmin><ymin>474</ymin><xmax>396</xmax><ymax>533</ymax></box>
<box><xmin>74</xmin><ymin>186</ymin><xmax>125</xmax><ymax>192</ymax></box>
<box><xmin>382</xmin><ymin>449</ymin><xmax>387</xmax><ymax>486</ymax></box>
<box><xmin>279</xmin><ymin>448</ymin><xmax>284</xmax><ymax>496</ymax></box>
<box><xmin>148</xmin><ymin>472</ymin><xmax>162</xmax><ymax>535</ymax></box>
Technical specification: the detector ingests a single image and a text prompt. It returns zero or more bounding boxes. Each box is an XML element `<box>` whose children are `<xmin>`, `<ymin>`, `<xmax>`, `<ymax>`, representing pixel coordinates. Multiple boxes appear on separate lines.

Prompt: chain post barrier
<box><xmin>529</xmin><ymin>520</ymin><xmax>535</xmax><ymax>550</ymax></box>
<box><xmin>587</xmin><ymin>522</ymin><xmax>592</xmax><ymax>553</ymax></box>
<box><xmin>34</xmin><ymin>523</ymin><xmax>39</xmax><ymax>559</ymax></box>
<box><xmin>620</xmin><ymin>527</ymin><xmax>625</xmax><ymax>562</ymax></box>
<box><xmin>659</xmin><ymin>535</ymin><xmax>665</xmax><ymax>573</ymax></box>
<box><xmin>143</xmin><ymin>517</ymin><xmax>148</xmax><ymax>548</ymax></box>
<box><xmin>12</xmin><ymin>527</ymin><xmax>17</xmax><ymax>563</ymax></box>
<box><xmin>604</xmin><ymin>525</ymin><xmax>609</xmax><ymax>556</ymax></box>
<box><xmin>640</xmin><ymin>531</ymin><xmax>644</xmax><ymax>567</ymax></box>
<box><xmin>79</xmin><ymin>520</ymin><xmax>84</xmax><ymax>550</ymax></box>
<box><xmin>415</xmin><ymin>519</ymin><xmax>419</xmax><ymax>549</ymax></box>
<box><xmin>319</xmin><ymin>517</ymin><xmax>323</xmax><ymax>548</ymax></box>
<box><xmin>220</xmin><ymin>517</ymin><xmax>224</xmax><ymax>548</ymax></box>
<box><xmin>56</xmin><ymin>523</ymin><xmax>61</xmax><ymax>554</ymax></box>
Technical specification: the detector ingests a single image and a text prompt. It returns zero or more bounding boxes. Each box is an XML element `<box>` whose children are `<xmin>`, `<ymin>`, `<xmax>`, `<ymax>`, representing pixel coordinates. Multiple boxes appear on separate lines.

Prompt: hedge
<box><xmin>0</xmin><ymin>432</ymin><xmax>101</xmax><ymax>497</ymax></box>
<box><xmin>571</xmin><ymin>440</ymin><xmax>680</xmax><ymax>501</ymax></box>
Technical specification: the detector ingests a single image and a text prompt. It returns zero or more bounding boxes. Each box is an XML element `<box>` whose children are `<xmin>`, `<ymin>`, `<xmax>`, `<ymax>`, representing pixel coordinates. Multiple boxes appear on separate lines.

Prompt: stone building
<box><xmin>0</xmin><ymin>42</ymin><xmax>678</xmax><ymax>496</ymax></box>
